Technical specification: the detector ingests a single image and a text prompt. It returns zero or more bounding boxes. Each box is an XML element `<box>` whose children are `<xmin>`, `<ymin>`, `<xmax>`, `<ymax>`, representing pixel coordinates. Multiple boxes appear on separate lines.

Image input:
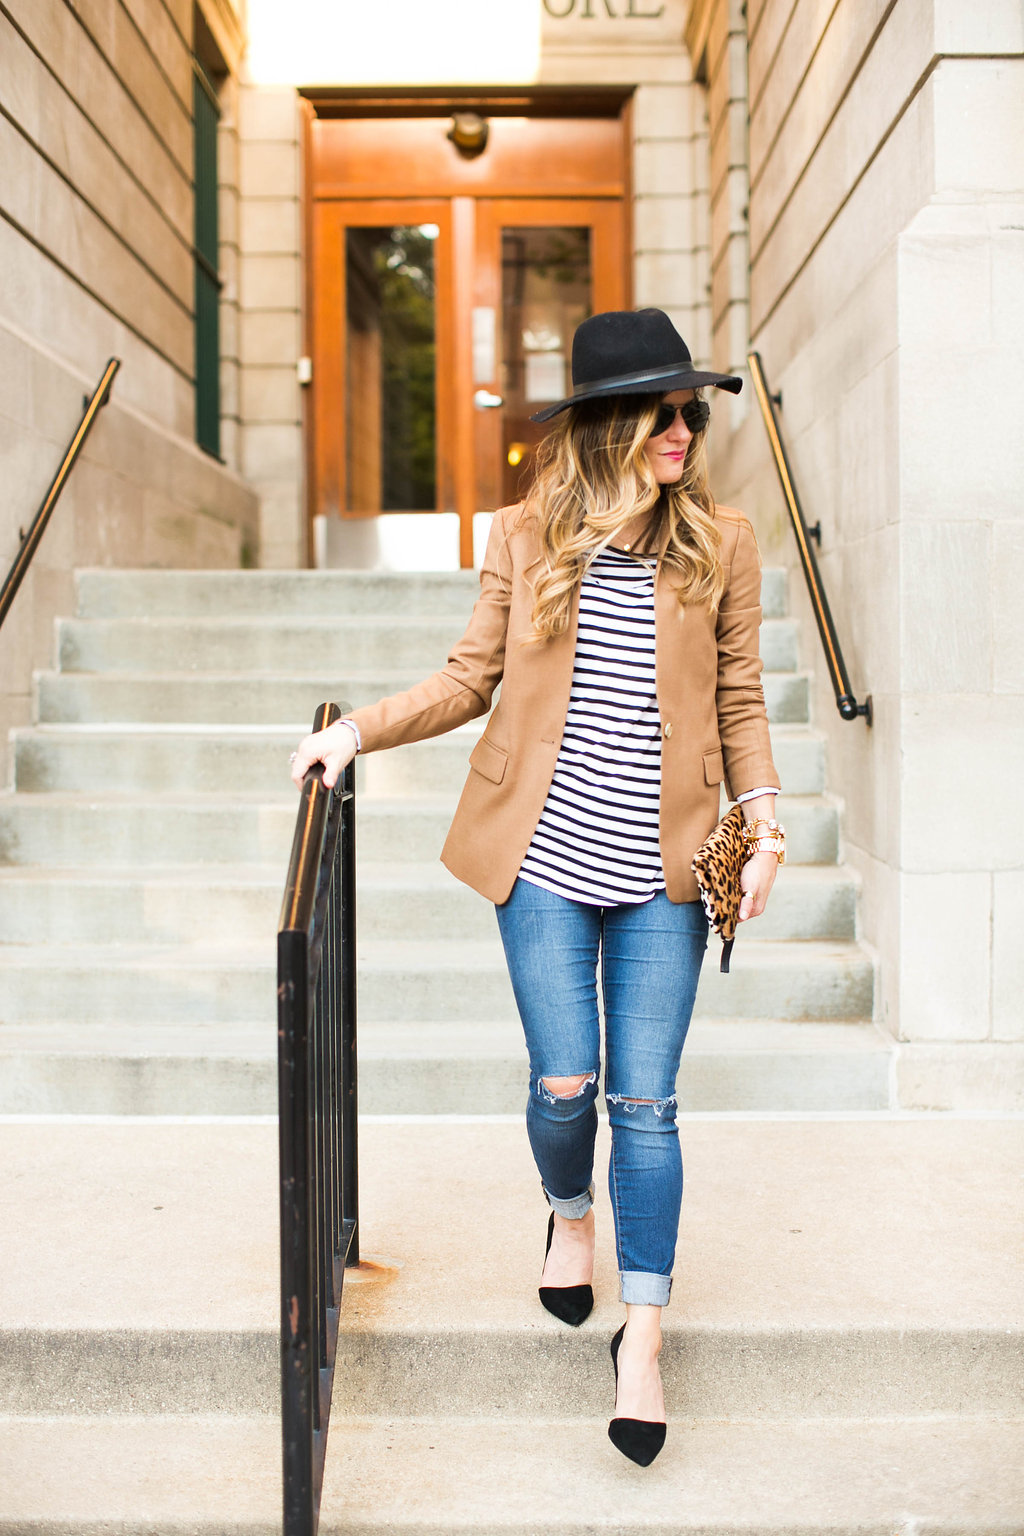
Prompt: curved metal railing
<box><xmin>747</xmin><ymin>350</ymin><xmax>871</xmax><ymax>724</ymax></box>
<box><xmin>278</xmin><ymin>701</ymin><xmax>359</xmax><ymax>1534</ymax></box>
<box><xmin>0</xmin><ymin>358</ymin><xmax>121</xmax><ymax>632</ymax></box>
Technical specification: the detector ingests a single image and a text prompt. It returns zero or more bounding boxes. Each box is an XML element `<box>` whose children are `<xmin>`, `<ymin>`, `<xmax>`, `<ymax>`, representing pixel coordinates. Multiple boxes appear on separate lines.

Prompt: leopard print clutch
<box><xmin>691</xmin><ymin>803</ymin><xmax>746</xmax><ymax>974</ymax></box>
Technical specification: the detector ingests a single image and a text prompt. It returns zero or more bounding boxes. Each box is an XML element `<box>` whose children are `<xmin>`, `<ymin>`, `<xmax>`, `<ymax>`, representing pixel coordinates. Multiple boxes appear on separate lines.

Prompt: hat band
<box><xmin>570</xmin><ymin>361</ymin><xmax>696</xmax><ymax>398</ymax></box>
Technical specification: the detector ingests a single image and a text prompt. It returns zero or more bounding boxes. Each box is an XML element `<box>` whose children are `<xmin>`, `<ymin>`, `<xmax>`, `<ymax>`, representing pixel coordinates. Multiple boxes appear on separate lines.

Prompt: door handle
<box><xmin>473</xmin><ymin>389</ymin><xmax>504</xmax><ymax>409</ymax></box>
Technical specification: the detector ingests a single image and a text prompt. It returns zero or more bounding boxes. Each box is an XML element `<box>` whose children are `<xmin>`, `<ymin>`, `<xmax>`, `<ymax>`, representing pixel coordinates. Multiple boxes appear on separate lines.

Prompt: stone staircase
<box><xmin>0</xmin><ymin>565</ymin><xmax>1020</xmax><ymax>1533</ymax></box>
<box><xmin>0</xmin><ymin>565</ymin><xmax>884</xmax><ymax>1117</ymax></box>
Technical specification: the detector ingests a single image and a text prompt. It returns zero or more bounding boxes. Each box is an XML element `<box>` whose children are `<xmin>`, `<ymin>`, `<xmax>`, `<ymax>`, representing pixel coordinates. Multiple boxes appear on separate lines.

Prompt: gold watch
<box><xmin>741</xmin><ymin>818</ymin><xmax>786</xmax><ymax>865</ymax></box>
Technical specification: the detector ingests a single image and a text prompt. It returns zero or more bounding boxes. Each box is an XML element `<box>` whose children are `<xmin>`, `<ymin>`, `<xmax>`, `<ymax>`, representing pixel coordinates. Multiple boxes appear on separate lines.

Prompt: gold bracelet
<box><xmin>742</xmin><ymin>818</ymin><xmax>782</xmax><ymax>841</ymax></box>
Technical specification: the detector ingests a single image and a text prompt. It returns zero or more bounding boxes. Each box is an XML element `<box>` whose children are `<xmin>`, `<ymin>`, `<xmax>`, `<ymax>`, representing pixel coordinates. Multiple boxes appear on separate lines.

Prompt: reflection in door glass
<box><xmin>501</xmin><ymin>227</ymin><xmax>591</xmax><ymax>503</ymax></box>
<box><xmin>346</xmin><ymin>226</ymin><xmax>437</xmax><ymax>512</ymax></box>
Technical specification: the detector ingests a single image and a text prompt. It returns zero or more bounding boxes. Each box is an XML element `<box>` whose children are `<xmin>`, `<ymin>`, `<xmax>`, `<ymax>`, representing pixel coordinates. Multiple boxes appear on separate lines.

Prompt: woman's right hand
<box><xmin>290</xmin><ymin>720</ymin><xmax>358</xmax><ymax>790</ymax></box>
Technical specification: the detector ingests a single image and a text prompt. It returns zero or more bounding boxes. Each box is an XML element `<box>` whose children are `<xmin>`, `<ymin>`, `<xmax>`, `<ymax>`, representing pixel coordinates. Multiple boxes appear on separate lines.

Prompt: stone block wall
<box><xmin>702</xmin><ymin>0</ymin><xmax>1024</xmax><ymax>1104</ymax></box>
<box><xmin>541</xmin><ymin>0</ymin><xmax>712</xmax><ymax>364</ymax></box>
<box><xmin>705</xmin><ymin>0</ymin><xmax>750</xmax><ymax>390</ymax></box>
<box><xmin>0</xmin><ymin>0</ymin><xmax>258</xmax><ymax>776</ymax></box>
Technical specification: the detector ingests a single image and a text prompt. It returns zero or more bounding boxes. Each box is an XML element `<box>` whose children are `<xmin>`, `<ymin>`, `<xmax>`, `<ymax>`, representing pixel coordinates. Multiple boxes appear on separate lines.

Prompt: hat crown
<box><xmin>571</xmin><ymin>308</ymin><xmax>691</xmax><ymax>388</ymax></box>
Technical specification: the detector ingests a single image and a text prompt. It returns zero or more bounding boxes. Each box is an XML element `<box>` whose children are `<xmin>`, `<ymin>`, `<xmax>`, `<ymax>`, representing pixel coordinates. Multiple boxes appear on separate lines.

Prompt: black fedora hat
<box><xmin>530</xmin><ymin>308</ymin><xmax>742</xmax><ymax>423</ymax></box>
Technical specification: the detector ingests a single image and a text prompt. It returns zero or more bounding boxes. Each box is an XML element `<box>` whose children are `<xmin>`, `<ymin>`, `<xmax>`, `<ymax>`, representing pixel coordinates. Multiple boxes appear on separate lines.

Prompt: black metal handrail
<box><xmin>278</xmin><ymin>701</ymin><xmax>359</xmax><ymax>1535</ymax></box>
<box><xmin>0</xmin><ymin>358</ymin><xmax>121</xmax><ymax>632</ymax></box>
<box><xmin>747</xmin><ymin>351</ymin><xmax>872</xmax><ymax>724</ymax></box>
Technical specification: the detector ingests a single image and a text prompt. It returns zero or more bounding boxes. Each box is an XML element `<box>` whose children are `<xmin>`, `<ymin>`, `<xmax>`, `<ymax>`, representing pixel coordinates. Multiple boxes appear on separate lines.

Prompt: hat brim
<box><xmin>529</xmin><ymin>368</ymin><xmax>742</xmax><ymax>423</ymax></box>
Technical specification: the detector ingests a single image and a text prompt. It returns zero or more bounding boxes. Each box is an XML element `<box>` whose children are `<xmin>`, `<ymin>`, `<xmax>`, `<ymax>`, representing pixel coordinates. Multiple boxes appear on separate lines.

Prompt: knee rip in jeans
<box><xmin>606</xmin><ymin>1091</ymin><xmax>678</xmax><ymax>1119</ymax></box>
<box><xmin>537</xmin><ymin>1071</ymin><xmax>598</xmax><ymax>1104</ymax></box>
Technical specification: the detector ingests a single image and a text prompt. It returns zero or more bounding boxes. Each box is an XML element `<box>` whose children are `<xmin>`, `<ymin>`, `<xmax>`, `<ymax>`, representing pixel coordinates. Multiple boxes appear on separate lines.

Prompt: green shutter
<box><xmin>194</xmin><ymin>64</ymin><xmax>221</xmax><ymax>458</ymax></box>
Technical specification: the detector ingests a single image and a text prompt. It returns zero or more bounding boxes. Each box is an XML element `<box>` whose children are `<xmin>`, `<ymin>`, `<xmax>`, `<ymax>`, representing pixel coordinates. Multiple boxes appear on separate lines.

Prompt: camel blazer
<box><xmin>347</xmin><ymin>501</ymin><xmax>780</xmax><ymax>905</ymax></box>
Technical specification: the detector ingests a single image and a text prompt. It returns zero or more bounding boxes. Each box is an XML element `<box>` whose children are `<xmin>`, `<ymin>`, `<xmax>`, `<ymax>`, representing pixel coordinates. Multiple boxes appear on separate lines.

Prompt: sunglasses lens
<box><xmin>649</xmin><ymin>400</ymin><xmax>710</xmax><ymax>436</ymax></box>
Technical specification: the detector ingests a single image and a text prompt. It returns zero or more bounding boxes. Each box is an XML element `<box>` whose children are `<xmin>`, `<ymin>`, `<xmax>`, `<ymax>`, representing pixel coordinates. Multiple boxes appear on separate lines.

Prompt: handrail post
<box><xmin>747</xmin><ymin>350</ymin><xmax>871</xmax><ymax>724</ymax></box>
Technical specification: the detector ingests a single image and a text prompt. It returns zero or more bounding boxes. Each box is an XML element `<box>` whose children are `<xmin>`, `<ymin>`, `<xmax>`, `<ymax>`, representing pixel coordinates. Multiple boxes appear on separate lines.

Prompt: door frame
<box><xmin>305</xmin><ymin>92</ymin><xmax>634</xmax><ymax>567</ymax></box>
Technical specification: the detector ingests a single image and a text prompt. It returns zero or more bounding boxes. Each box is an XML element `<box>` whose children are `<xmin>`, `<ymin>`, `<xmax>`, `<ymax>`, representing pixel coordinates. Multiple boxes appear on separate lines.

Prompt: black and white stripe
<box><xmin>518</xmin><ymin>546</ymin><xmax>666</xmax><ymax>906</ymax></box>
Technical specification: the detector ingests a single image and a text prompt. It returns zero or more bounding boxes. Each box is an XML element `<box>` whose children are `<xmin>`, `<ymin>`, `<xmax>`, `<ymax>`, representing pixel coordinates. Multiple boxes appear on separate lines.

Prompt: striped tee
<box><xmin>517</xmin><ymin>546</ymin><xmax>666</xmax><ymax>906</ymax></box>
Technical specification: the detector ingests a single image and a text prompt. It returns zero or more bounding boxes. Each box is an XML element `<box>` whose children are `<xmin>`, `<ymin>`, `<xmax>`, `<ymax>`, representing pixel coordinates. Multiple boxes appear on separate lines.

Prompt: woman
<box><xmin>290</xmin><ymin>308</ymin><xmax>783</xmax><ymax>1466</ymax></box>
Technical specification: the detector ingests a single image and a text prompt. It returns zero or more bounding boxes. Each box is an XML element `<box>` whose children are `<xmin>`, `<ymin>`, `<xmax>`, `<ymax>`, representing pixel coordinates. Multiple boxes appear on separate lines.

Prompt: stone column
<box><xmin>237</xmin><ymin>84</ymin><xmax>307</xmax><ymax>569</ymax></box>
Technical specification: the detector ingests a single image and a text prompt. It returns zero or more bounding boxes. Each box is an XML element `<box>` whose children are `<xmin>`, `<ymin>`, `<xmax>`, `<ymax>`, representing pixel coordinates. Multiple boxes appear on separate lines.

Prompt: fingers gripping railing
<box><xmin>747</xmin><ymin>351</ymin><xmax>872</xmax><ymax>724</ymax></box>
<box><xmin>278</xmin><ymin>702</ymin><xmax>359</xmax><ymax>1535</ymax></box>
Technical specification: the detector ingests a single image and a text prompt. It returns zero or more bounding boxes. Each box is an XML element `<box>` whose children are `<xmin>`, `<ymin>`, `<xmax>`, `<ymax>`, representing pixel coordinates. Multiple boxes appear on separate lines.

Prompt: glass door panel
<box><xmin>471</xmin><ymin>199</ymin><xmax>627</xmax><ymax>520</ymax></box>
<box><xmin>345</xmin><ymin>224</ymin><xmax>438</xmax><ymax>513</ymax></box>
<box><xmin>312</xmin><ymin>199</ymin><xmax>452</xmax><ymax>528</ymax></box>
<box><xmin>500</xmin><ymin>225</ymin><xmax>591</xmax><ymax>504</ymax></box>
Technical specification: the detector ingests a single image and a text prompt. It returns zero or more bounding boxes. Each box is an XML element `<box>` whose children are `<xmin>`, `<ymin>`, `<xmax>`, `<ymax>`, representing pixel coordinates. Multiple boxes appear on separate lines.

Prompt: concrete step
<box><xmin>353</xmin><ymin>860</ymin><xmax>855</xmax><ymax>944</ymax></box>
<box><xmin>37</xmin><ymin>620</ymin><xmax>802</xmax><ymax>721</ymax></box>
<box><xmin>56</xmin><ymin>616</ymin><xmax>494</xmax><ymax>674</ymax></box>
<box><xmin>72</xmin><ymin>564</ymin><xmax>790</xmax><ymax>621</ymax></box>
<box><xmin>0</xmin><ymin>861</ymin><xmax>858</xmax><ymax>945</ymax></box>
<box><xmin>0</xmin><ymin>1020</ymin><xmax>892</xmax><ymax>1115</ymax></box>
<box><xmin>74</xmin><ymin>566</ymin><xmax>482</xmax><ymax>620</ymax></box>
<box><xmin>1</xmin><ymin>1117</ymin><xmax>1020</xmax><ymax>1420</ymax></box>
<box><xmin>0</xmin><ymin>788</ymin><xmax>837</xmax><ymax>868</ymax></box>
<box><xmin>0</xmin><ymin>792</ymin><xmax>297</xmax><ymax>867</ymax></box>
<box><xmin>350</xmin><ymin>936</ymin><xmax>874</xmax><ymax>1023</ymax></box>
<box><xmin>0</xmin><ymin>864</ymin><xmax>283</xmax><ymax>946</ymax></box>
<box><xmin>2</xmin><ymin>1412</ymin><xmax>1022</xmax><ymax>1534</ymax></box>
<box><xmin>0</xmin><ymin>937</ymin><xmax>873</xmax><ymax>1024</ymax></box>
<box><xmin>56</xmin><ymin>613</ymin><xmax>802</xmax><ymax>679</ymax></box>
<box><xmin>9</xmin><ymin>721</ymin><xmax>829</xmax><ymax>809</ymax></box>
<box><xmin>36</xmin><ymin>669</ymin><xmax>418</xmax><ymax>725</ymax></box>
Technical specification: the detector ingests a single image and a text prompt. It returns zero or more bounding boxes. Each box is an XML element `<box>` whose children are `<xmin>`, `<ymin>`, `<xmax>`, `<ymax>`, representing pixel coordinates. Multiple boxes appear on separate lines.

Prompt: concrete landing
<box><xmin>2</xmin><ymin>1116</ymin><xmax>1021</xmax><ymax>1336</ymax></box>
<box><xmin>0</xmin><ymin>1110</ymin><xmax>1022</xmax><ymax>1530</ymax></box>
<box><xmin>1</xmin><ymin>1116</ymin><xmax>1021</xmax><ymax>1415</ymax></box>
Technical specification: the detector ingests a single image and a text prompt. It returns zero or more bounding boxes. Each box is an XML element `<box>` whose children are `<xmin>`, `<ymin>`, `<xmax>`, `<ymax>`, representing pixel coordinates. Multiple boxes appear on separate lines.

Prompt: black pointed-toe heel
<box><xmin>608</xmin><ymin>1323</ymin><xmax>667</xmax><ymax>1466</ymax></box>
<box><xmin>538</xmin><ymin>1212</ymin><xmax>594</xmax><ymax>1327</ymax></box>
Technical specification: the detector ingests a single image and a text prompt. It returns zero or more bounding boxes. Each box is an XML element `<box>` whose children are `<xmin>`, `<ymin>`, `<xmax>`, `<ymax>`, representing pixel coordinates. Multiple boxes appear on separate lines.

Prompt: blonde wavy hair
<box><xmin>523</xmin><ymin>392</ymin><xmax>725</xmax><ymax>642</ymax></box>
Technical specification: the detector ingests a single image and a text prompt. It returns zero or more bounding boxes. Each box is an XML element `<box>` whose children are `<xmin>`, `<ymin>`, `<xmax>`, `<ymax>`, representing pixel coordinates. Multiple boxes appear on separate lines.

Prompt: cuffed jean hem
<box><xmin>544</xmin><ymin>1181</ymin><xmax>595</xmax><ymax>1220</ymax></box>
<box><xmin>620</xmin><ymin>1270</ymin><xmax>672</xmax><ymax>1307</ymax></box>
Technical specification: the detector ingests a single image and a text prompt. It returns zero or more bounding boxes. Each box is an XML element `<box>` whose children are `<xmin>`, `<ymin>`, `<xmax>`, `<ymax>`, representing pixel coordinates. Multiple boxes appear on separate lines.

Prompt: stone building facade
<box><xmin>0</xmin><ymin>0</ymin><xmax>259</xmax><ymax>749</ymax></box>
<box><xmin>696</xmin><ymin>0</ymin><xmax>1024</xmax><ymax>1101</ymax></box>
<box><xmin>1</xmin><ymin>0</ymin><xmax>1021</xmax><ymax>1095</ymax></box>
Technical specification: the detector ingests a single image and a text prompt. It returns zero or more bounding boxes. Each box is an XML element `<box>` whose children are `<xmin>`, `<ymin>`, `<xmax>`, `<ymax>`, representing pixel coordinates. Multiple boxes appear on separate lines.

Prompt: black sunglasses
<box><xmin>650</xmin><ymin>399</ymin><xmax>710</xmax><ymax>437</ymax></box>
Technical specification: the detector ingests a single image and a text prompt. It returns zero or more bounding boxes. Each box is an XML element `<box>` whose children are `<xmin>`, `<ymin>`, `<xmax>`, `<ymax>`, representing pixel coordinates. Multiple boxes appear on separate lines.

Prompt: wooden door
<box><xmin>312</xmin><ymin>199</ymin><xmax>455</xmax><ymax>530</ymax></box>
<box><xmin>309</xmin><ymin>112</ymin><xmax>629</xmax><ymax>566</ymax></box>
<box><xmin>470</xmin><ymin>198</ymin><xmax>626</xmax><ymax>514</ymax></box>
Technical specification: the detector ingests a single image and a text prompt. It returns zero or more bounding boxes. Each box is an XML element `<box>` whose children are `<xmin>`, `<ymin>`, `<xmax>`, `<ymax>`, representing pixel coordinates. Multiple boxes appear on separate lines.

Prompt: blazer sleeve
<box><xmin>344</xmin><ymin>508</ymin><xmax>513</xmax><ymax>753</ymax></box>
<box><xmin>715</xmin><ymin>515</ymin><xmax>781</xmax><ymax>800</ymax></box>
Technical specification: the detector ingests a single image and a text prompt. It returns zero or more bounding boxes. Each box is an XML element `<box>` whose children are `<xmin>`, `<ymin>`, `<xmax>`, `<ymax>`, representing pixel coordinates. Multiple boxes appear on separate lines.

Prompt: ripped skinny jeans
<box><xmin>495</xmin><ymin>878</ymin><xmax>708</xmax><ymax>1307</ymax></box>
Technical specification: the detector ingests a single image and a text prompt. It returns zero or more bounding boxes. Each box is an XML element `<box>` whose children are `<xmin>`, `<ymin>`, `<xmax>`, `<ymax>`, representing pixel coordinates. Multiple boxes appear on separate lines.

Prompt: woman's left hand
<box><xmin>738</xmin><ymin>850</ymin><xmax>779</xmax><ymax>923</ymax></box>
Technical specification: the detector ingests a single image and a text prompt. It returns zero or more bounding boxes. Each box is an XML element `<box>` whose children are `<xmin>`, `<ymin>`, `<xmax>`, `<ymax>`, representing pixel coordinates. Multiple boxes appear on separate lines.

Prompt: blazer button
<box><xmin>663</xmin><ymin>722</ymin><xmax>673</xmax><ymax>738</ymax></box>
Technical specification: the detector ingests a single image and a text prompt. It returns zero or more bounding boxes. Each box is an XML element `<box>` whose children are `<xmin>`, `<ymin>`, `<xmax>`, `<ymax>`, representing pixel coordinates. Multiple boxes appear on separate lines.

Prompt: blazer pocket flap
<box><xmin>469</xmin><ymin>735</ymin><xmax>508</xmax><ymax>785</ymax></box>
<box><xmin>703</xmin><ymin>748</ymin><xmax>725</xmax><ymax>785</ymax></box>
